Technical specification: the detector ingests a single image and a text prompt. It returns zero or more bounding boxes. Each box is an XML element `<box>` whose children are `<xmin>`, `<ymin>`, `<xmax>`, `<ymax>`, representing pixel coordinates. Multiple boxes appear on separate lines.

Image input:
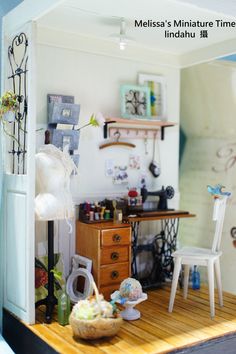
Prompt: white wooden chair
<box><xmin>168</xmin><ymin>196</ymin><xmax>228</xmax><ymax>318</ymax></box>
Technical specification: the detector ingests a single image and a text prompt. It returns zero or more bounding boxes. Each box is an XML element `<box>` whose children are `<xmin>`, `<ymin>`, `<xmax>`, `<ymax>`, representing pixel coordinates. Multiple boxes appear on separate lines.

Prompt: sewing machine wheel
<box><xmin>166</xmin><ymin>186</ymin><xmax>175</xmax><ymax>199</ymax></box>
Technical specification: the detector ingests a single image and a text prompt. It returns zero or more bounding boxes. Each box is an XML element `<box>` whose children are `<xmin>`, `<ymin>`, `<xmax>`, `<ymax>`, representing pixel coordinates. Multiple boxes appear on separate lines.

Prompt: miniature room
<box><xmin>1</xmin><ymin>1</ymin><xmax>236</xmax><ymax>354</ymax></box>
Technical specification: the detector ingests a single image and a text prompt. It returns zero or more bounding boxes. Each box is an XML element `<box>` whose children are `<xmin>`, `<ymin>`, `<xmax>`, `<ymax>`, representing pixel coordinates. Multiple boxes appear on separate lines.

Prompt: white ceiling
<box><xmin>37</xmin><ymin>0</ymin><xmax>236</xmax><ymax>57</ymax></box>
<box><xmin>175</xmin><ymin>0</ymin><xmax>236</xmax><ymax>17</ymax></box>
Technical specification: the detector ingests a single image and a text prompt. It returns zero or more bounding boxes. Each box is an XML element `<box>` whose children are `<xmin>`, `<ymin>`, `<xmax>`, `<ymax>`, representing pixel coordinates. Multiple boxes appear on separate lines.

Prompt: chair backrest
<box><xmin>211</xmin><ymin>196</ymin><xmax>228</xmax><ymax>253</ymax></box>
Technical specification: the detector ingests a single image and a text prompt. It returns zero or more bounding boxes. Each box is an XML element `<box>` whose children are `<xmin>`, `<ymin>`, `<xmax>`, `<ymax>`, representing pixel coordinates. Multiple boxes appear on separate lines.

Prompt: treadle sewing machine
<box><xmin>127</xmin><ymin>185</ymin><xmax>175</xmax><ymax>215</ymax></box>
<box><xmin>123</xmin><ymin>186</ymin><xmax>195</xmax><ymax>290</ymax></box>
<box><xmin>140</xmin><ymin>185</ymin><xmax>175</xmax><ymax>211</ymax></box>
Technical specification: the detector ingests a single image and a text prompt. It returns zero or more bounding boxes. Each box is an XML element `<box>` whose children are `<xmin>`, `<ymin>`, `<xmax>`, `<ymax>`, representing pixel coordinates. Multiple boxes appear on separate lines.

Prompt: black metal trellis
<box><xmin>130</xmin><ymin>218</ymin><xmax>180</xmax><ymax>289</ymax></box>
<box><xmin>125</xmin><ymin>90</ymin><xmax>147</xmax><ymax>116</ymax></box>
<box><xmin>7</xmin><ymin>32</ymin><xmax>28</xmax><ymax>174</ymax></box>
<box><xmin>160</xmin><ymin>218</ymin><xmax>179</xmax><ymax>279</ymax></box>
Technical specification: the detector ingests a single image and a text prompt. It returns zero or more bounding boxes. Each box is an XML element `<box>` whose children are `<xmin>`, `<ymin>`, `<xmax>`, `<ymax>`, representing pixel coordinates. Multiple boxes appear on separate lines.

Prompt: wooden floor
<box><xmin>28</xmin><ymin>285</ymin><xmax>236</xmax><ymax>354</ymax></box>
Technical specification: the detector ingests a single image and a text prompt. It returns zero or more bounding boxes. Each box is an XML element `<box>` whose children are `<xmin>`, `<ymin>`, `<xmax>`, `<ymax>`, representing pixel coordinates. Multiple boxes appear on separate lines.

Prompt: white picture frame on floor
<box><xmin>71</xmin><ymin>254</ymin><xmax>92</xmax><ymax>272</ymax></box>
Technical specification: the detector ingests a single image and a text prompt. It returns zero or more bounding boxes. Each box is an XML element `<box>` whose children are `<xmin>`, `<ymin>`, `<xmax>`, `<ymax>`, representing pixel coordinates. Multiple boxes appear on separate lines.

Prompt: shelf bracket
<box><xmin>161</xmin><ymin>127</ymin><xmax>165</xmax><ymax>140</ymax></box>
<box><xmin>103</xmin><ymin>121</ymin><xmax>116</xmax><ymax>139</ymax></box>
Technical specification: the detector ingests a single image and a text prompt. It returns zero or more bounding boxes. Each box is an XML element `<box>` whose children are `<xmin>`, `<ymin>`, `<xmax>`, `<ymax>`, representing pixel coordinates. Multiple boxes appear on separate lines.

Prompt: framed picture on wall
<box><xmin>138</xmin><ymin>74</ymin><xmax>167</xmax><ymax>121</ymax></box>
<box><xmin>120</xmin><ymin>84</ymin><xmax>151</xmax><ymax>119</ymax></box>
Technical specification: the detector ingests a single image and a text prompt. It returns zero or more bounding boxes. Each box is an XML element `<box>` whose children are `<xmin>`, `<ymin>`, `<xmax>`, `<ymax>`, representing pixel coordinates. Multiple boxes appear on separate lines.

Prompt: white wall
<box><xmin>180</xmin><ymin>60</ymin><xmax>236</xmax><ymax>294</ymax></box>
<box><xmin>36</xmin><ymin>29</ymin><xmax>180</xmax><ymax>198</ymax></box>
<box><xmin>36</xmin><ymin>27</ymin><xmax>180</xmax><ymax>275</ymax></box>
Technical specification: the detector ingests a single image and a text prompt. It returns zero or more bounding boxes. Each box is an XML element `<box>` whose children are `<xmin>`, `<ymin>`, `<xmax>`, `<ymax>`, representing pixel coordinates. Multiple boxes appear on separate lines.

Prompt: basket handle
<box><xmin>92</xmin><ymin>281</ymin><xmax>102</xmax><ymax>317</ymax></box>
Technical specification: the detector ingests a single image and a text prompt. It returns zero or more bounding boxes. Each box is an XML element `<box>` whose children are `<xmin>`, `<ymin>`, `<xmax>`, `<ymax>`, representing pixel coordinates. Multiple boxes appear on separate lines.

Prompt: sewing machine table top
<box><xmin>123</xmin><ymin>210</ymin><xmax>196</xmax><ymax>222</ymax></box>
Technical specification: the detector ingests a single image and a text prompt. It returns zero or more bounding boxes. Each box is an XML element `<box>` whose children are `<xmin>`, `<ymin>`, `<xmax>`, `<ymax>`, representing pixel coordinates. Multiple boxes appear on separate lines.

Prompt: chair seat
<box><xmin>172</xmin><ymin>247</ymin><xmax>222</xmax><ymax>260</ymax></box>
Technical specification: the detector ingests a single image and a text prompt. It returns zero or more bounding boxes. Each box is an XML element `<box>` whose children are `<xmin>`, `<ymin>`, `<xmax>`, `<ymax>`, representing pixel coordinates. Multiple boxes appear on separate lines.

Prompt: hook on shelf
<box><xmin>99</xmin><ymin>128</ymin><xmax>136</xmax><ymax>149</ymax></box>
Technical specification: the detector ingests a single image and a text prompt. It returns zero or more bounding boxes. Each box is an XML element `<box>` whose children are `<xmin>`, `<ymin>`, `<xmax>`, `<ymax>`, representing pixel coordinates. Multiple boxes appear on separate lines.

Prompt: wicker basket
<box><xmin>69</xmin><ymin>280</ymin><xmax>123</xmax><ymax>340</ymax></box>
<box><xmin>69</xmin><ymin>313</ymin><xmax>123</xmax><ymax>339</ymax></box>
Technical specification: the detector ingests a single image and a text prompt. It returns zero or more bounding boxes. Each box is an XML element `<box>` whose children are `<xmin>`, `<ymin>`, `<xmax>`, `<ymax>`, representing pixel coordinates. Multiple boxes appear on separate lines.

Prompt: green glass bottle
<box><xmin>58</xmin><ymin>286</ymin><xmax>70</xmax><ymax>326</ymax></box>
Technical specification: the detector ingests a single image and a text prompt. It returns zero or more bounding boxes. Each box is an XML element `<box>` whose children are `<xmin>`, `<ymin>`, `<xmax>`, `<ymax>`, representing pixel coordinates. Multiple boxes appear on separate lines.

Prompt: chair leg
<box><xmin>214</xmin><ymin>258</ymin><xmax>223</xmax><ymax>307</ymax></box>
<box><xmin>183</xmin><ymin>265</ymin><xmax>190</xmax><ymax>299</ymax></box>
<box><xmin>208</xmin><ymin>260</ymin><xmax>215</xmax><ymax>318</ymax></box>
<box><xmin>168</xmin><ymin>257</ymin><xmax>182</xmax><ymax>313</ymax></box>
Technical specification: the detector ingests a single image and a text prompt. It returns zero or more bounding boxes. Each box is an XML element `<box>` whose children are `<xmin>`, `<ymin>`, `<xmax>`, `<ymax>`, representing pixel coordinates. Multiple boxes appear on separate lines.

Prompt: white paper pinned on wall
<box><xmin>129</xmin><ymin>155</ymin><xmax>141</xmax><ymax>170</ymax></box>
<box><xmin>105</xmin><ymin>159</ymin><xmax>115</xmax><ymax>177</ymax></box>
<box><xmin>113</xmin><ymin>166</ymin><xmax>129</xmax><ymax>184</ymax></box>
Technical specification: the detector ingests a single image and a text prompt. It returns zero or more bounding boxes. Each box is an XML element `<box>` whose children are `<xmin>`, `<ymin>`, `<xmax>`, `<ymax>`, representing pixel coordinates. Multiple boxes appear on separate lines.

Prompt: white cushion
<box><xmin>172</xmin><ymin>247</ymin><xmax>222</xmax><ymax>259</ymax></box>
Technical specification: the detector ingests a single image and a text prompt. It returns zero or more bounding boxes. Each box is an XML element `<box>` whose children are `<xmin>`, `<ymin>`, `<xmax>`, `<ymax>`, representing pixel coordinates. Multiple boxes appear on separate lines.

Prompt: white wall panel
<box><xmin>6</xmin><ymin>191</ymin><xmax>27</xmax><ymax>310</ymax></box>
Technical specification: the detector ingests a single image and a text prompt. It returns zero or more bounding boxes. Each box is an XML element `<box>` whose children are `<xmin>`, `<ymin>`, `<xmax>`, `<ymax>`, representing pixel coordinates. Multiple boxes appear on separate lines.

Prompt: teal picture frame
<box><xmin>120</xmin><ymin>84</ymin><xmax>151</xmax><ymax>119</ymax></box>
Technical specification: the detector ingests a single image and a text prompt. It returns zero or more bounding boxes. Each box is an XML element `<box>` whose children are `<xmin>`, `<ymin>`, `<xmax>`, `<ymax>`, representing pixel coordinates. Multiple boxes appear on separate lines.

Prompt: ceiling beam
<box><xmin>179</xmin><ymin>37</ymin><xmax>236</xmax><ymax>68</ymax></box>
<box><xmin>37</xmin><ymin>26</ymin><xmax>181</xmax><ymax>68</ymax></box>
<box><xmin>3</xmin><ymin>0</ymin><xmax>66</xmax><ymax>34</ymax></box>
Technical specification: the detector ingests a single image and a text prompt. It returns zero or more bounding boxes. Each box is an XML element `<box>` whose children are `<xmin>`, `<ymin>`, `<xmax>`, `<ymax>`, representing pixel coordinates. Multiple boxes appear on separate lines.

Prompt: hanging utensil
<box><xmin>149</xmin><ymin>133</ymin><xmax>161</xmax><ymax>178</ymax></box>
<box><xmin>144</xmin><ymin>136</ymin><xmax>148</xmax><ymax>155</ymax></box>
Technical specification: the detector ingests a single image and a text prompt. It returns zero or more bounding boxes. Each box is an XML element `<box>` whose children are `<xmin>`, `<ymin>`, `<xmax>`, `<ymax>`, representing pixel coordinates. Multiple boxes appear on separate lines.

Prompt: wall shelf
<box><xmin>104</xmin><ymin>117</ymin><xmax>176</xmax><ymax>140</ymax></box>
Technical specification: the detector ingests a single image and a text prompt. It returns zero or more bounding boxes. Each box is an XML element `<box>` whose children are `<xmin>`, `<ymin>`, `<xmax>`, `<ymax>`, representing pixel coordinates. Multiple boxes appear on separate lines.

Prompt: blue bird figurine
<box><xmin>207</xmin><ymin>184</ymin><xmax>231</xmax><ymax>197</ymax></box>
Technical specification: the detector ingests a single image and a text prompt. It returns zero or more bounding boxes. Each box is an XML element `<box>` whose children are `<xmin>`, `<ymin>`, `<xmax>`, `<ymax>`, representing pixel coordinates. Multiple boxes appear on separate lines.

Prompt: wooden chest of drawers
<box><xmin>76</xmin><ymin>221</ymin><xmax>131</xmax><ymax>300</ymax></box>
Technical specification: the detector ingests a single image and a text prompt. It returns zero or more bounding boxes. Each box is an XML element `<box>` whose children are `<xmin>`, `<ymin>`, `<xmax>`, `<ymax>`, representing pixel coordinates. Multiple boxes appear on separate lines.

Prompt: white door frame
<box><xmin>1</xmin><ymin>22</ymin><xmax>36</xmax><ymax>324</ymax></box>
<box><xmin>0</xmin><ymin>0</ymin><xmax>66</xmax><ymax>326</ymax></box>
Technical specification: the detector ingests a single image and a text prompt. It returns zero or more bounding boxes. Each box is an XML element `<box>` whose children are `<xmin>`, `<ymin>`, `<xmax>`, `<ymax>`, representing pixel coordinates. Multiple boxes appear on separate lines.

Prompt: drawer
<box><xmin>101</xmin><ymin>228</ymin><xmax>131</xmax><ymax>247</ymax></box>
<box><xmin>101</xmin><ymin>246</ymin><xmax>129</xmax><ymax>265</ymax></box>
<box><xmin>100</xmin><ymin>262</ymin><xmax>129</xmax><ymax>286</ymax></box>
<box><xmin>100</xmin><ymin>283</ymin><xmax>120</xmax><ymax>301</ymax></box>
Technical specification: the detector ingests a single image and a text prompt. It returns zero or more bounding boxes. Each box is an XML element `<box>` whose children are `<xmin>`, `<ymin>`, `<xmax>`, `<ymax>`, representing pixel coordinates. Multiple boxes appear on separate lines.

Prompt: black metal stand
<box><xmin>131</xmin><ymin>218</ymin><xmax>180</xmax><ymax>289</ymax></box>
<box><xmin>35</xmin><ymin>221</ymin><xmax>57</xmax><ymax>323</ymax></box>
<box><xmin>8</xmin><ymin>33</ymin><xmax>28</xmax><ymax>175</ymax></box>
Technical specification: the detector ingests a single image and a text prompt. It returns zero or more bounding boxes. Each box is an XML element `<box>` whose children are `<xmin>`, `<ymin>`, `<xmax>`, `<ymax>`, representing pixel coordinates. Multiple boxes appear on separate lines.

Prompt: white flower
<box><xmin>95</xmin><ymin>112</ymin><xmax>105</xmax><ymax>127</ymax></box>
<box><xmin>76</xmin><ymin>112</ymin><xmax>105</xmax><ymax>131</ymax></box>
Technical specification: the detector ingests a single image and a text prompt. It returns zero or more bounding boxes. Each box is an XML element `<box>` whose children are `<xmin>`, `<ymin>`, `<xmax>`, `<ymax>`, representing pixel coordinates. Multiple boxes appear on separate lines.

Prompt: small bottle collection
<box><xmin>79</xmin><ymin>201</ymin><xmax>123</xmax><ymax>223</ymax></box>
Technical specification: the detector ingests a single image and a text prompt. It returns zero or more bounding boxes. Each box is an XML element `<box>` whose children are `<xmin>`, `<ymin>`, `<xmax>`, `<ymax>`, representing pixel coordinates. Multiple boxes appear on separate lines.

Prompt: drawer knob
<box><xmin>111</xmin><ymin>270</ymin><xmax>119</xmax><ymax>279</ymax></box>
<box><xmin>111</xmin><ymin>252</ymin><xmax>119</xmax><ymax>261</ymax></box>
<box><xmin>113</xmin><ymin>234</ymin><xmax>121</xmax><ymax>242</ymax></box>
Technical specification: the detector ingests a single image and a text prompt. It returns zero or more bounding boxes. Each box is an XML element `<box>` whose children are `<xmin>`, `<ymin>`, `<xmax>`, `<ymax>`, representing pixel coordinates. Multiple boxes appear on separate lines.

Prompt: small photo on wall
<box><xmin>129</xmin><ymin>154</ymin><xmax>141</xmax><ymax>170</ymax></box>
<box><xmin>105</xmin><ymin>159</ymin><xmax>115</xmax><ymax>177</ymax></box>
<box><xmin>113</xmin><ymin>165</ymin><xmax>129</xmax><ymax>184</ymax></box>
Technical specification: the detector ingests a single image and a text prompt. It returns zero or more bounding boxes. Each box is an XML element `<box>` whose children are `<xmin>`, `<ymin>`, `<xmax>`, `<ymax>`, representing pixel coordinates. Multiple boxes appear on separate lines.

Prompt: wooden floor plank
<box><xmin>29</xmin><ymin>323</ymin><xmax>85</xmax><ymax>354</ymax></box>
<box><xmin>145</xmin><ymin>289</ymin><xmax>236</xmax><ymax>340</ymax></box>
<box><xmin>140</xmin><ymin>306</ymin><xmax>208</xmax><ymax>340</ymax></box>
<box><xmin>153</xmin><ymin>288</ymin><xmax>236</xmax><ymax>326</ymax></box>
<box><xmin>122</xmin><ymin>320</ymin><xmax>175</xmax><ymax>352</ymax></box>
<box><xmin>187</xmin><ymin>287</ymin><xmax>236</xmax><ymax>310</ymax></box>
<box><xmin>24</xmin><ymin>287</ymin><xmax>236</xmax><ymax>354</ymax></box>
<box><xmin>126</xmin><ymin>315</ymin><xmax>200</xmax><ymax>347</ymax></box>
<box><xmin>168</xmin><ymin>287</ymin><xmax>236</xmax><ymax>315</ymax></box>
<box><xmin>139</xmin><ymin>301</ymin><xmax>221</xmax><ymax>338</ymax></box>
<box><xmin>35</xmin><ymin>309</ymin><xmax>107</xmax><ymax>354</ymax></box>
<box><xmin>161</xmin><ymin>284</ymin><xmax>236</xmax><ymax>307</ymax></box>
<box><xmin>37</xmin><ymin>308</ymin><xmax>159</xmax><ymax>354</ymax></box>
<box><xmin>146</xmin><ymin>293</ymin><xmax>236</xmax><ymax>338</ymax></box>
<box><xmin>157</xmin><ymin>287</ymin><xmax>236</xmax><ymax>320</ymax></box>
<box><xmin>145</xmin><ymin>295</ymin><xmax>229</xmax><ymax>333</ymax></box>
<box><xmin>115</xmin><ymin>329</ymin><xmax>154</xmax><ymax>354</ymax></box>
<box><xmin>191</xmin><ymin>285</ymin><xmax>236</xmax><ymax>302</ymax></box>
